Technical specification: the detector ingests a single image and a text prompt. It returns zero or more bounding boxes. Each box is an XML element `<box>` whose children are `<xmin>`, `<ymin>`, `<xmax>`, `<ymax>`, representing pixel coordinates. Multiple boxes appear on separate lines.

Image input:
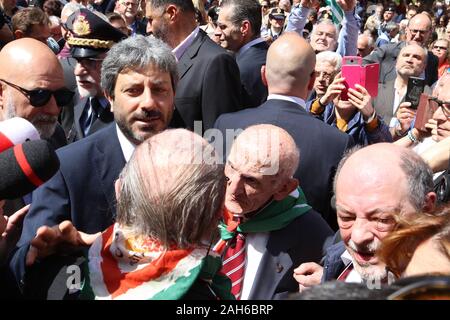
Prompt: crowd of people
<box><xmin>0</xmin><ymin>0</ymin><xmax>449</xmax><ymax>300</ymax></box>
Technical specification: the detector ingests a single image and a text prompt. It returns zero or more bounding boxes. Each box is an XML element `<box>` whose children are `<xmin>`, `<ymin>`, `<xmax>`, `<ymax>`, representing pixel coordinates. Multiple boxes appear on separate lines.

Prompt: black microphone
<box><xmin>0</xmin><ymin>140</ymin><xmax>60</xmax><ymax>200</ymax></box>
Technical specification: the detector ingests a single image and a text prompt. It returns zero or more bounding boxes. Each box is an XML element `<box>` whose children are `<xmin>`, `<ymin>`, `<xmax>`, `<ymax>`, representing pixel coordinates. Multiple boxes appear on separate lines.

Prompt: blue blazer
<box><xmin>214</xmin><ymin>99</ymin><xmax>354</xmax><ymax>230</ymax></box>
<box><xmin>236</xmin><ymin>41</ymin><xmax>269</xmax><ymax>108</ymax></box>
<box><xmin>9</xmin><ymin>124</ymin><xmax>126</xmax><ymax>296</ymax></box>
<box><xmin>248</xmin><ymin>209</ymin><xmax>333</xmax><ymax>300</ymax></box>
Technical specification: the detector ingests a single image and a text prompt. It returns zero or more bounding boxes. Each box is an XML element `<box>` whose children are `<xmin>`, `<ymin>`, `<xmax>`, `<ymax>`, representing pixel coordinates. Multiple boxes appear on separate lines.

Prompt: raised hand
<box><xmin>293</xmin><ymin>262</ymin><xmax>323</xmax><ymax>292</ymax></box>
<box><xmin>0</xmin><ymin>204</ymin><xmax>30</xmax><ymax>264</ymax></box>
<box><xmin>396</xmin><ymin>101</ymin><xmax>417</xmax><ymax>134</ymax></box>
<box><xmin>26</xmin><ymin>220</ymin><xmax>100</xmax><ymax>266</ymax></box>
<box><xmin>300</xmin><ymin>0</ymin><xmax>320</xmax><ymax>9</ymax></box>
<box><xmin>319</xmin><ymin>73</ymin><xmax>346</xmax><ymax>106</ymax></box>
<box><xmin>336</xmin><ymin>0</ymin><xmax>357</xmax><ymax>12</ymax></box>
<box><xmin>348</xmin><ymin>84</ymin><xmax>374</xmax><ymax>120</ymax></box>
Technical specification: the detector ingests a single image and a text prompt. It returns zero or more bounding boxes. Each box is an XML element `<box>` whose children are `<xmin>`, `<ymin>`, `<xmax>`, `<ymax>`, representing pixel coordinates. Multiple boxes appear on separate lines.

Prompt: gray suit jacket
<box><xmin>247</xmin><ymin>209</ymin><xmax>333</xmax><ymax>300</ymax></box>
<box><xmin>372</xmin><ymin>80</ymin><xmax>432</xmax><ymax>125</ymax></box>
<box><xmin>363</xmin><ymin>41</ymin><xmax>439</xmax><ymax>87</ymax></box>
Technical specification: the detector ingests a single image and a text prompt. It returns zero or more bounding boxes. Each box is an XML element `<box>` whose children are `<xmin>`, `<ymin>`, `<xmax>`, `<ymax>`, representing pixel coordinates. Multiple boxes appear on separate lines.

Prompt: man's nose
<box><xmin>351</xmin><ymin>219</ymin><xmax>375</xmax><ymax>247</ymax></box>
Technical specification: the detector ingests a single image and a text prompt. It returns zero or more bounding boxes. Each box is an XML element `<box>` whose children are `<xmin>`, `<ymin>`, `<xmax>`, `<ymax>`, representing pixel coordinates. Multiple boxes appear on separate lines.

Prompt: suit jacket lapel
<box><xmin>247</xmin><ymin>230</ymin><xmax>294</xmax><ymax>300</ymax></box>
<box><xmin>92</xmin><ymin>125</ymin><xmax>126</xmax><ymax>220</ymax></box>
<box><xmin>177</xmin><ymin>30</ymin><xmax>206</xmax><ymax>80</ymax></box>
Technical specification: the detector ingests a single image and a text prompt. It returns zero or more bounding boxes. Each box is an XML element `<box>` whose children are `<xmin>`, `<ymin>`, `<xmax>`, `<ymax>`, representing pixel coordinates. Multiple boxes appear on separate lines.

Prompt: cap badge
<box><xmin>73</xmin><ymin>15</ymin><xmax>91</xmax><ymax>36</ymax></box>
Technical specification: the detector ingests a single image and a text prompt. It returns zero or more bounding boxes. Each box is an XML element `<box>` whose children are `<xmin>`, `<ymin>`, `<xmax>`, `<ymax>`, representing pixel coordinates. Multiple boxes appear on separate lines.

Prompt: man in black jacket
<box><xmin>216</xmin><ymin>0</ymin><xmax>269</xmax><ymax>108</ymax></box>
<box><xmin>146</xmin><ymin>0</ymin><xmax>242</xmax><ymax>132</ymax></box>
<box><xmin>214</xmin><ymin>33</ymin><xmax>353</xmax><ymax>230</ymax></box>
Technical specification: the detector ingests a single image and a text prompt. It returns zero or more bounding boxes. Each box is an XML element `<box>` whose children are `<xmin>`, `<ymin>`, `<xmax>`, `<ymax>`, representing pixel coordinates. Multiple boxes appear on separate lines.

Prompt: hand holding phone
<box><xmin>405</xmin><ymin>77</ymin><xmax>425</xmax><ymax>109</ymax></box>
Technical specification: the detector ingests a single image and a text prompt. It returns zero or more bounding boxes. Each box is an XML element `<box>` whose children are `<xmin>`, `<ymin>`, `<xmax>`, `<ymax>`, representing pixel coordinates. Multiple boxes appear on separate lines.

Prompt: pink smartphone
<box><xmin>341</xmin><ymin>56</ymin><xmax>379</xmax><ymax>100</ymax></box>
<box><xmin>341</xmin><ymin>56</ymin><xmax>362</xmax><ymax>101</ymax></box>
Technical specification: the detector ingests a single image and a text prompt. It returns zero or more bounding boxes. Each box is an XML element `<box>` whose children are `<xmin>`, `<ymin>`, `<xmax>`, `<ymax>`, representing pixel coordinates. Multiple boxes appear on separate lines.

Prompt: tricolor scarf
<box><xmin>82</xmin><ymin>223</ymin><xmax>233</xmax><ymax>300</ymax></box>
<box><xmin>215</xmin><ymin>187</ymin><xmax>311</xmax><ymax>253</ymax></box>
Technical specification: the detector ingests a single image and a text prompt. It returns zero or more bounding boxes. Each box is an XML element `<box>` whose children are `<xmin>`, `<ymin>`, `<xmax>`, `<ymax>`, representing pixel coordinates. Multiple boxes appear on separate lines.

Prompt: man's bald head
<box><xmin>357</xmin><ymin>34</ymin><xmax>374</xmax><ymax>57</ymax></box>
<box><xmin>335</xmin><ymin>143</ymin><xmax>434</xmax><ymax>213</ymax></box>
<box><xmin>117</xmin><ymin>129</ymin><xmax>225</xmax><ymax>248</ymax></box>
<box><xmin>406</xmin><ymin>13</ymin><xmax>432</xmax><ymax>45</ymax></box>
<box><xmin>264</xmin><ymin>32</ymin><xmax>316</xmax><ymax>99</ymax></box>
<box><xmin>230</xmin><ymin>124</ymin><xmax>299</xmax><ymax>179</ymax></box>
<box><xmin>0</xmin><ymin>38</ymin><xmax>64</xmax><ymax>138</ymax></box>
<box><xmin>225</xmin><ymin>124</ymin><xmax>300</xmax><ymax>216</ymax></box>
<box><xmin>0</xmin><ymin>38</ymin><xmax>62</xmax><ymax>80</ymax></box>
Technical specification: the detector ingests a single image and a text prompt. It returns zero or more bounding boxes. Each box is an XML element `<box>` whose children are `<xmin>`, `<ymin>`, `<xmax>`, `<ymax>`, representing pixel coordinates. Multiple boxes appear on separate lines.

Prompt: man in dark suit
<box><xmin>8</xmin><ymin>35</ymin><xmax>178</xmax><ymax>298</ymax></box>
<box><xmin>216</xmin><ymin>0</ymin><xmax>269</xmax><ymax>108</ymax></box>
<box><xmin>59</xmin><ymin>8</ymin><xmax>126</xmax><ymax>143</ymax></box>
<box><xmin>363</xmin><ymin>13</ymin><xmax>438</xmax><ymax>87</ymax></box>
<box><xmin>214</xmin><ymin>33</ymin><xmax>353</xmax><ymax>230</ymax></box>
<box><xmin>294</xmin><ymin>144</ymin><xmax>436</xmax><ymax>287</ymax></box>
<box><xmin>146</xmin><ymin>0</ymin><xmax>242</xmax><ymax>132</ymax></box>
<box><xmin>216</xmin><ymin>124</ymin><xmax>333</xmax><ymax>300</ymax></box>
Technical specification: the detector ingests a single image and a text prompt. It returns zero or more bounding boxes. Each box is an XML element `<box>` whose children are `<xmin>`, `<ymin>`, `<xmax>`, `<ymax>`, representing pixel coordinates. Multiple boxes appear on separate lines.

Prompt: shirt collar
<box><xmin>172</xmin><ymin>26</ymin><xmax>200</xmax><ymax>61</ymax></box>
<box><xmin>267</xmin><ymin>93</ymin><xmax>306</xmax><ymax>109</ymax></box>
<box><xmin>340</xmin><ymin>250</ymin><xmax>364</xmax><ymax>283</ymax></box>
<box><xmin>237</xmin><ymin>37</ymin><xmax>266</xmax><ymax>58</ymax></box>
<box><xmin>116</xmin><ymin>124</ymin><xmax>136</xmax><ymax>162</ymax></box>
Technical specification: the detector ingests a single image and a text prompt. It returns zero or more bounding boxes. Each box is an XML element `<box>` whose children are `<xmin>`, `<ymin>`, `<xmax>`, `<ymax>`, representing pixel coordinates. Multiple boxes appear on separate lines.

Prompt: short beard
<box><xmin>30</xmin><ymin>114</ymin><xmax>58</xmax><ymax>139</ymax></box>
<box><xmin>347</xmin><ymin>239</ymin><xmax>388</xmax><ymax>282</ymax></box>
<box><xmin>114</xmin><ymin>110</ymin><xmax>155</xmax><ymax>146</ymax></box>
<box><xmin>77</xmin><ymin>85</ymin><xmax>98</xmax><ymax>98</ymax></box>
<box><xmin>5</xmin><ymin>98</ymin><xmax>57</xmax><ymax>139</ymax></box>
<box><xmin>152</xmin><ymin>22</ymin><xmax>171</xmax><ymax>47</ymax></box>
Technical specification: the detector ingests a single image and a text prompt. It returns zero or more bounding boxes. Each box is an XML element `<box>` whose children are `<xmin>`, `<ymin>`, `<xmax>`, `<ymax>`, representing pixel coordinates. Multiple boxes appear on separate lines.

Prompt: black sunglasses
<box><xmin>0</xmin><ymin>79</ymin><xmax>74</xmax><ymax>107</ymax></box>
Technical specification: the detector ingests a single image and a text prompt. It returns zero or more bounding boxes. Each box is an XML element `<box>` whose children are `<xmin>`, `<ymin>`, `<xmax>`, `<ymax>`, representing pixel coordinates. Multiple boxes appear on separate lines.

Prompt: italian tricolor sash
<box><xmin>83</xmin><ymin>223</ymin><xmax>230</xmax><ymax>300</ymax></box>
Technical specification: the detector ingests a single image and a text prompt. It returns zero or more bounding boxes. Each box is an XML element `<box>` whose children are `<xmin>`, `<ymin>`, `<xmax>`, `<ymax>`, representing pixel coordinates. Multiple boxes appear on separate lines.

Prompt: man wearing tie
<box><xmin>61</xmin><ymin>8</ymin><xmax>126</xmax><ymax>142</ymax></box>
<box><xmin>214</xmin><ymin>124</ymin><xmax>332</xmax><ymax>300</ymax></box>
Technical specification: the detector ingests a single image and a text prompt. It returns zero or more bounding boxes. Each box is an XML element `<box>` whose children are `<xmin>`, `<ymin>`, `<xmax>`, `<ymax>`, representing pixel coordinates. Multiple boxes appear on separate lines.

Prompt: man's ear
<box><xmin>14</xmin><ymin>30</ymin><xmax>24</xmax><ymax>39</ymax></box>
<box><xmin>423</xmin><ymin>191</ymin><xmax>437</xmax><ymax>213</ymax></box>
<box><xmin>166</xmin><ymin>4</ymin><xmax>178</xmax><ymax>22</ymax></box>
<box><xmin>114</xmin><ymin>179</ymin><xmax>121</xmax><ymax>201</ymax></box>
<box><xmin>240</xmin><ymin>20</ymin><xmax>251</xmax><ymax>37</ymax></box>
<box><xmin>273</xmin><ymin>178</ymin><xmax>299</xmax><ymax>201</ymax></box>
<box><xmin>105</xmin><ymin>91</ymin><xmax>114</xmax><ymax>112</ymax></box>
<box><xmin>261</xmin><ymin>65</ymin><xmax>268</xmax><ymax>87</ymax></box>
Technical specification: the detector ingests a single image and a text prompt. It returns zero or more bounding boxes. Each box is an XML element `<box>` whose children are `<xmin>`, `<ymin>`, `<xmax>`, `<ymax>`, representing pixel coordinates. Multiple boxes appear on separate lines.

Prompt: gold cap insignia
<box><xmin>73</xmin><ymin>15</ymin><xmax>91</xmax><ymax>36</ymax></box>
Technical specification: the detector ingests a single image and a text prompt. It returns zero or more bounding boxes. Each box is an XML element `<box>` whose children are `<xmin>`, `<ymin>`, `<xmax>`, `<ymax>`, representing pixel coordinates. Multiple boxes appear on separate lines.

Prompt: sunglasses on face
<box><xmin>0</xmin><ymin>79</ymin><xmax>74</xmax><ymax>107</ymax></box>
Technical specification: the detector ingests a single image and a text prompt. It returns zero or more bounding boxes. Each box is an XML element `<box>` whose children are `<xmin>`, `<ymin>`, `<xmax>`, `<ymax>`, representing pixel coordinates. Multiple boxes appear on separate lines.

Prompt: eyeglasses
<box><xmin>74</xmin><ymin>57</ymin><xmax>104</xmax><ymax>69</ymax></box>
<box><xmin>314</xmin><ymin>70</ymin><xmax>335</xmax><ymax>81</ymax></box>
<box><xmin>433</xmin><ymin>45</ymin><xmax>448</xmax><ymax>51</ymax></box>
<box><xmin>429</xmin><ymin>96</ymin><xmax>450</xmax><ymax>118</ymax></box>
<box><xmin>0</xmin><ymin>79</ymin><xmax>74</xmax><ymax>107</ymax></box>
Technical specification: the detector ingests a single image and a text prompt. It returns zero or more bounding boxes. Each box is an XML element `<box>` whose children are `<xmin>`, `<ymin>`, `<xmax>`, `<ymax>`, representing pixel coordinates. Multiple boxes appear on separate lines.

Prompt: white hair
<box><xmin>316</xmin><ymin>50</ymin><xmax>342</xmax><ymax>72</ymax></box>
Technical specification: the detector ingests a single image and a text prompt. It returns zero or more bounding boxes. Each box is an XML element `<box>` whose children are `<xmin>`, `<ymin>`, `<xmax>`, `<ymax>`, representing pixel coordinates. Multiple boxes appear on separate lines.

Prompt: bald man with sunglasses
<box><xmin>0</xmin><ymin>38</ymin><xmax>72</xmax><ymax>149</ymax></box>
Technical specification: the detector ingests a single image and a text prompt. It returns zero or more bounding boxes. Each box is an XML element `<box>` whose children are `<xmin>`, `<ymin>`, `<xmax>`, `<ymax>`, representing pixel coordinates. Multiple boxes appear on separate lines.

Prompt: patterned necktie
<box><xmin>221</xmin><ymin>216</ymin><xmax>246</xmax><ymax>299</ymax></box>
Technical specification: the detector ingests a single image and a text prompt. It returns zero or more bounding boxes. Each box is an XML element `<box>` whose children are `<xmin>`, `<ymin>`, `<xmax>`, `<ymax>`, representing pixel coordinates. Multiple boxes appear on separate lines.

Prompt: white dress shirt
<box><xmin>116</xmin><ymin>124</ymin><xmax>136</xmax><ymax>162</ymax></box>
<box><xmin>267</xmin><ymin>93</ymin><xmax>307</xmax><ymax>110</ymax></box>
